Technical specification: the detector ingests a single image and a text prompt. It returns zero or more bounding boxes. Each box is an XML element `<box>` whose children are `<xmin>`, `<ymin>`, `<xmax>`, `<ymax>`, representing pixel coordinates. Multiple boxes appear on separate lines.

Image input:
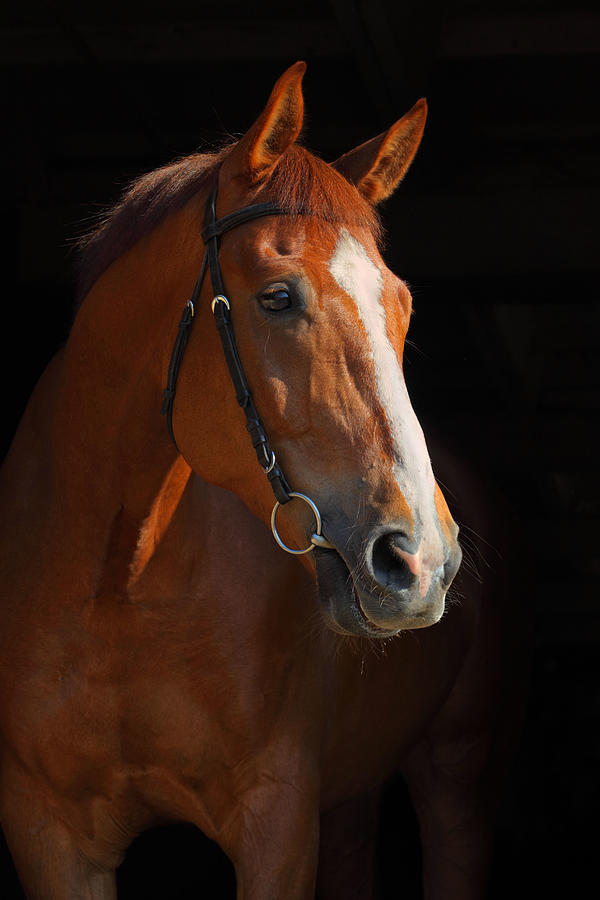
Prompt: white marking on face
<box><xmin>327</xmin><ymin>228</ymin><xmax>436</xmax><ymax>534</ymax></box>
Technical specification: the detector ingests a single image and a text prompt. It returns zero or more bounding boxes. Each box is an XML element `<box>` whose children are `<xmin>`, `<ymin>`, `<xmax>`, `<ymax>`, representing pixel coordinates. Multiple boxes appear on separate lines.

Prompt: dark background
<box><xmin>1</xmin><ymin>1</ymin><xmax>598</xmax><ymax>897</ymax></box>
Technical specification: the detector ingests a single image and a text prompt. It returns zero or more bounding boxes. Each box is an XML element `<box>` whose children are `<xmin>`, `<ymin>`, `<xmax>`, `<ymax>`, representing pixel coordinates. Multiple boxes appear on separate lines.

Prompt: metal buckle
<box><xmin>211</xmin><ymin>294</ymin><xmax>230</xmax><ymax>313</ymax></box>
<box><xmin>271</xmin><ymin>492</ymin><xmax>335</xmax><ymax>555</ymax></box>
<box><xmin>262</xmin><ymin>450</ymin><xmax>276</xmax><ymax>475</ymax></box>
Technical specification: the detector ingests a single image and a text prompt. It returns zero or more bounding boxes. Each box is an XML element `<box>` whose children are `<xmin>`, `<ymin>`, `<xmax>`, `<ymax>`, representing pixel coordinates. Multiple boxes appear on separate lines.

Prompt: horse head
<box><xmin>170</xmin><ymin>62</ymin><xmax>461</xmax><ymax>637</ymax></box>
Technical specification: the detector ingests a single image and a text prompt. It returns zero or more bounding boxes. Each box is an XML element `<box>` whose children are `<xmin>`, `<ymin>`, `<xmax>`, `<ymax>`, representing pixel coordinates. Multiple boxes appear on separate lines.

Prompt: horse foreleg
<box><xmin>3</xmin><ymin>820</ymin><xmax>117</xmax><ymax>900</ymax></box>
<box><xmin>402</xmin><ymin>742</ymin><xmax>494</xmax><ymax>899</ymax></box>
<box><xmin>0</xmin><ymin>776</ymin><xmax>117</xmax><ymax>900</ymax></box>
<box><xmin>401</xmin><ymin>695</ymin><xmax>524</xmax><ymax>900</ymax></box>
<box><xmin>221</xmin><ymin>777</ymin><xmax>320</xmax><ymax>900</ymax></box>
<box><xmin>316</xmin><ymin>790</ymin><xmax>381</xmax><ymax>900</ymax></box>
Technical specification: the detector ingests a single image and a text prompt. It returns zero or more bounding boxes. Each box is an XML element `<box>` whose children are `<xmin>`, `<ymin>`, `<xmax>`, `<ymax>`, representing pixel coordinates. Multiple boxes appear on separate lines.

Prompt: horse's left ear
<box><xmin>332</xmin><ymin>99</ymin><xmax>427</xmax><ymax>204</ymax></box>
<box><xmin>224</xmin><ymin>61</ymin><xmax>306</xmax><ymax>185</ymax></box>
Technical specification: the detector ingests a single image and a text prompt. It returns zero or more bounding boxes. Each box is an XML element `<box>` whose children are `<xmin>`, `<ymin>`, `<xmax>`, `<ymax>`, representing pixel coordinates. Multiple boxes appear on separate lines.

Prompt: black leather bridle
<box><xmin>161</xmin><ymin>172</ymin><xmax>333</xmax><ymax>554</ymax></box>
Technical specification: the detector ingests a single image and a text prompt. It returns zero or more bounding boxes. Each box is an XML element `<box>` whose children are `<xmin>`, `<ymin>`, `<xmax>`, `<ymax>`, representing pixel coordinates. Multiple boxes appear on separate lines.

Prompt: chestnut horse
<box><xmin>0</xmin><ymin>62</ymin><xmax>528</xmax><ymax>898</ymax></box>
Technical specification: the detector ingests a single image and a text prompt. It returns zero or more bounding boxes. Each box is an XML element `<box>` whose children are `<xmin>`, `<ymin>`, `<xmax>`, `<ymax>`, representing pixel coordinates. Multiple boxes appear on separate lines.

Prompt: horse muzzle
<box><xmin>315</xmin><ymin>524</ymin><xmax>462</xmax><ymax>638</ymax></box>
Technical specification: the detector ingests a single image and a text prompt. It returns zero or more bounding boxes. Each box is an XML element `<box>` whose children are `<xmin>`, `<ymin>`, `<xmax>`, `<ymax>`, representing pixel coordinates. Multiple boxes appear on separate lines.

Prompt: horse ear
<box><xmin>226</xmin><ymin>61</ymin><xmax>306</xmax><ymax>184</ymax></box>
<box><xmin>332</xmin><ymin>99</ymin><xmax>427</xmax><ymax>204</ymax></box>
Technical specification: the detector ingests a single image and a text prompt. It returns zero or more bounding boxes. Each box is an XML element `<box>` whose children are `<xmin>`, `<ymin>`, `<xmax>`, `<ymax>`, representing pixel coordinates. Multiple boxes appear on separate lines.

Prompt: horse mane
<box><xmin>75</xmin><ymin>141</ymin><xmax>382</xmax><ymax>305</ymax></box>
<box><xmin>74</xmin><ymin>147</ymin><xmax>228</xmax><ymax>305</ymax></box>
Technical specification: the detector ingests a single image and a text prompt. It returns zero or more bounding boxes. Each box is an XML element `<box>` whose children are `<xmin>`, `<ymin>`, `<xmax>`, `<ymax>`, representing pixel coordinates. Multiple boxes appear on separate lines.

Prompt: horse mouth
<box><xmin>314</xmin><ymin>548</ymin><xmax>403</xmax><ymax>638</ymax></box>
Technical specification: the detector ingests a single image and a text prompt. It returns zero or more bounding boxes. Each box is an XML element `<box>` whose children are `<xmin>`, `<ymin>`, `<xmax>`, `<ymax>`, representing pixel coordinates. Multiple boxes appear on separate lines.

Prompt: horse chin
<box><xmin>314</xmin><ymin>549</ymin><xmax>446</xmax><ymax>639</ymax></box>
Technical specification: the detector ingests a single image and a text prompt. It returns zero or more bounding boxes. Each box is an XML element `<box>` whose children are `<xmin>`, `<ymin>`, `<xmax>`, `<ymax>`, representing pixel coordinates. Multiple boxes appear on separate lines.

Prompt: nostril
<box><xmin>371</xmin><ymin>532</ymin><xmax>418</xmax><ymax>593</ymax></box>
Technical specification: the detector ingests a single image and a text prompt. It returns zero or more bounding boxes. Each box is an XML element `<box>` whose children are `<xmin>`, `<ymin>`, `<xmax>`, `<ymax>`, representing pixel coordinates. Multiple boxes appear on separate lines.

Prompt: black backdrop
<box><xmin>1</xmin><ymin>1</ymin><xmax>598</xmax><ymax>897</ymax></box>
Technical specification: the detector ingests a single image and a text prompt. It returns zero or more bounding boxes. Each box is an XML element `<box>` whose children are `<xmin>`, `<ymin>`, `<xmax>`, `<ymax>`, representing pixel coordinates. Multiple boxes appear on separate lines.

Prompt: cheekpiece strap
<box><xmin>162</xmin><ymin>174</ymin><xmax>292</xmax><ymax>504</ymax></box>
<box><xmin>204</xmin><ymin>182</ymin><xmax>291</xmax><ymax>503</ymax></box>
<box><xmin>211</xmin><ymin>297</ymin><xmax>292</xmax><ymax>503</ymax></box>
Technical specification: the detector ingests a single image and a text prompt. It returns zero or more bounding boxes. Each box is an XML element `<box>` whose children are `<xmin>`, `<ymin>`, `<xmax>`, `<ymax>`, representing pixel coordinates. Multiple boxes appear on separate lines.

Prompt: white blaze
<box><xmin>328</xmin><ymin>229</ymin><xmax>436</xmax><ymax>528</ymax></box>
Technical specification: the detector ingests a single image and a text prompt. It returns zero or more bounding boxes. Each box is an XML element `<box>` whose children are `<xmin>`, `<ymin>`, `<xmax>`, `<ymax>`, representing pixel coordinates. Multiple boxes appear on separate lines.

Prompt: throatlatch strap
<box><xmin>161</xmin><ymin>252</ymin><xmax>208</xmax><ymax>451</ymax></box>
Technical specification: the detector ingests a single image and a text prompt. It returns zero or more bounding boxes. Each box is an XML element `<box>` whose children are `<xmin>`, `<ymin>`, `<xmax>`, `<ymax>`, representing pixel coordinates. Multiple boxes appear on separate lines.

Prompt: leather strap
<box><xmin>211</xmin><ymin>297</ymin><xmax>292</xmax><ymax>504</ymax></box>
<box><xmin>201</xmin><ymin>201</ymin><xmax>284</xmax><ymax>242</ymax></box>
<box><xmin>161</xmin><ymin>176</ymin><xmax>292</xmax><ymax>504</ymax></box>
<box><xmin>202</xmin><ymin>186</ymin><xmax>284</xmax><ymax>297</ymax></box>
<box><xmin>160</xmin><ymin>251</ymin><xmax>207</xmax><ymax>451</ymax></box>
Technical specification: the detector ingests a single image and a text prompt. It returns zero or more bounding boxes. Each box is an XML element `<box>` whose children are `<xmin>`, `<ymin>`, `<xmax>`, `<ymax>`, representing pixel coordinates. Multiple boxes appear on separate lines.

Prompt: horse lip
<box><xmin>353</xmin><ymin>586</ymin><xmax>404</xmax><ymax>636</ymax></box>
<box><xmin>314</xmin><ymin>547</ymin><xmax>403</xmax><ymax>638</ymax></box>
<box><xmin>315</xmin><ymin>542</ymin><xmax>446</xmax><ymax>636</ymax></box>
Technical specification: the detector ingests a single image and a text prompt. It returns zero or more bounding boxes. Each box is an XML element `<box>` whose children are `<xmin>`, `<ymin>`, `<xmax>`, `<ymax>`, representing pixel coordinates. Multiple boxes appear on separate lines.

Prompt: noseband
<box><xmin>161</xmin><ymin>175</ymin><xmax>334</xmax><ymax>554</ymax></box>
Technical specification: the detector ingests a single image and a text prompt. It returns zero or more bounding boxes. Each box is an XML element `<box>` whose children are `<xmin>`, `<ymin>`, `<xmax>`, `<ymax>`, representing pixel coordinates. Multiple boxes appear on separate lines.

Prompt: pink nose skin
<box><xmin>394</xmin><ymin>546</ymin><xmax>421</xmax><ymax>576</ymax></box>
<box><xmin>369</xmin><ymin>532</ymin><xmax>440</xmax><ymax>602</ymax></box>
<box><xmin>393</xmin><ymin>547</ymin><xmax>433</xmax><ymax>599</ymax></box>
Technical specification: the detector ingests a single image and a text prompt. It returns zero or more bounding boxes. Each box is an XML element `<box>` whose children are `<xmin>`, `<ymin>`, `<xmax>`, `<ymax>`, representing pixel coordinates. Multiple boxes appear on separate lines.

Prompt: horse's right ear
<box><xmin>224</xmin><ymin>61</ymin><xmax>306</xmax><ymax>185</ymax></box>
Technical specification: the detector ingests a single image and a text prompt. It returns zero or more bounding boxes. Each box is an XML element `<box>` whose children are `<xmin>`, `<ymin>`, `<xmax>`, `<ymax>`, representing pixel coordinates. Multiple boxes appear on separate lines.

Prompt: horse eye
<box><xmin>259</xmin><ymin>287</ymin><xmax>291</xmax><ymax>312</ymax></box>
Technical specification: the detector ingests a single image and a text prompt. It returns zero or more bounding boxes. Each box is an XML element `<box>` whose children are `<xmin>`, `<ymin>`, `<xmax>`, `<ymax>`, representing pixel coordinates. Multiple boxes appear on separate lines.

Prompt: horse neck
<box><xmin>48</xmin><ymin>199</ymin><xmax>207</xmax><ymax>593</ymax></box>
